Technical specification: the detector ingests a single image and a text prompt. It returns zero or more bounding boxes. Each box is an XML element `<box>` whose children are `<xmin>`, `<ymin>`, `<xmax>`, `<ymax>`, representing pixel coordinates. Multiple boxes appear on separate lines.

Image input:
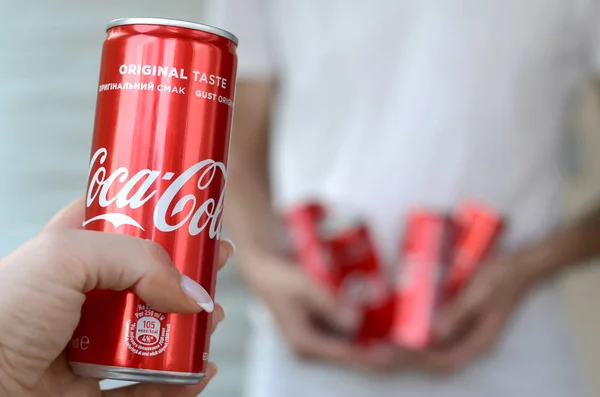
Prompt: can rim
<box><xmin>319</xmin><ymin>215</ymin><xmax>365</xmax><ymax>237</ymax></box>
<box><xmin>106</xmin><ymin>17</ymin><xmax>239</xmax><ymax>46</ymax></box>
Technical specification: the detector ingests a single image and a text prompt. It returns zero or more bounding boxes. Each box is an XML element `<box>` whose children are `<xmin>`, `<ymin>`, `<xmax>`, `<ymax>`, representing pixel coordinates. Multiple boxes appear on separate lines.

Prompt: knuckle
<box><xmin>0</xmin><ymin>345</ymin><xmax>19</xmax><ymax>391</ymax></box>
<box><xmin>141</xmin><ymin>239</ymin><xmax>172</xmax><ymax>265</ymax></box>
<box><xmin>33</xmin><ymin>229</ymin><xmax>87</xmax><ymax>286</ymax></box>
<box><xmin>435</xmin><ymin>364</ymin><xmax>456</xmax><ymax>375</ymax></box>
<box><xmin>295</xmin><ymin>348</ymin><xmax>312</xmax><ymax>361</ymax></box>
<box><xmin>434</xmin><ymin>359</ymin><xmax>461</xmax><ymax>375</ymax></box>
<box><xmin>33</xmin><ymin>230</ymin><xmax>72</xmax><ymax>267</ymax></box>
<box><xmin>287</xmin><ymin>333</ymin><xmax>310</xmax><ymax>359</ymax></box>
<box><xmin>34</xmin><ymin>229</ymin><xmax>67</xmax><ymax>257</ymax></box>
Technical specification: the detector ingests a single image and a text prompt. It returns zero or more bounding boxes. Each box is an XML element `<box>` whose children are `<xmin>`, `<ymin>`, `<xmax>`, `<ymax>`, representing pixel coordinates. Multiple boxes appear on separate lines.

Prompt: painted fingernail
<box><xmin>181</xmin><ymin>275</ymin><xmax>214</xmax><ymax>313</ymax></box>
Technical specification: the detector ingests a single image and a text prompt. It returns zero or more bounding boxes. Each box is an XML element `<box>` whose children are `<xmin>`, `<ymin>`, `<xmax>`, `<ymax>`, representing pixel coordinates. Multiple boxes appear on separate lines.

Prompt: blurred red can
<box><xmin>392</xmin><ymin>210</ymin><xmax>456</xmax><ymax>350</ymax></box>
<box><xmin>324</xmin><ymin>219</ymin><xmax>393</xmax><ymax>342</ymax></box>
<box><xmin>67</xmin><ymin>18</ymin><xmax>238</xmax><ymax>384</ymax></box>
<box><xmin>443</xmin><ymin>201</ymin><xmax>504</xmax><ymax>300</ymax></box>
<box><xmin>322</xmin><ymin>217</ymin><xmax>383</xmax><ymax>292</ymax></box>
<box><xmin>285</xmin><ymin>203</ymin><xmax>335</xmax><ymax>287</ymax></box>
<box><xmin>286</xmin><ymin>205</ymin><xmax>392</xmax><ymax>342</ymax></box>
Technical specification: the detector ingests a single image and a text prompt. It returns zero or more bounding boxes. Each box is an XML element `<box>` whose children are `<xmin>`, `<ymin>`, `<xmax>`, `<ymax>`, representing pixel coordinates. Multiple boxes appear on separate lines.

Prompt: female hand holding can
<box><xmin>0</xmin><ymin>197</ymin><xmax>235</xmax><ymax>397</ymax></box>
<box><xmin>66</xmin><ymin>17</ymin><xmax>239</xmax><ymax>385</ymax></box>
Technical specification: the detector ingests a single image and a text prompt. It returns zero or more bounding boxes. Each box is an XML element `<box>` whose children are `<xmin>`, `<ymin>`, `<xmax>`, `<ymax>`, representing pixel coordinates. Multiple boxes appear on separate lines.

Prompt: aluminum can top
<box><xmin>107</xmin><ymin>17</ymin><xmax>239</xmax><ymax>45</ymax></box>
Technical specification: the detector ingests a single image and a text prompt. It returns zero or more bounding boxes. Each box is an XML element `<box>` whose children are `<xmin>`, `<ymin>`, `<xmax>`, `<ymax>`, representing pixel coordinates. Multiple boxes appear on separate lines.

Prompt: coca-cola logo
<box><xmin>83</xmin><ymin>147</ymin><xmax>226</xmax><ymax>238</ymax></box>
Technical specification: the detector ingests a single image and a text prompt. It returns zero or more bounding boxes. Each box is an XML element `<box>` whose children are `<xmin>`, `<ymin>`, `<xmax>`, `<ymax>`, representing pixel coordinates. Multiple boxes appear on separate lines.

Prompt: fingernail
<box><xmin>432</xmin><ymin>316</ymin><xmax>450</xmax><ymax>340</ymax></box>
<box><xmin>338</xmin><ymin>305</ymin><xmax>360</xmax><ymax>331</ymax></box>
<box><xmin>365</xmin><ymin>345</ymin><xmax>396</xmax><ymax>366</ymax></box>
<box><xmin>213</xmin><ymin>302</ymin><xmax>226</xmax><ymax>325</ymax></box>
<box><xmin>206</xmin><ymin>362</ymin><xmax>218</xmax><ymax>379</ymax></box>
<box><xmin>216</xmin><ymin>302</ymin><xmax>226</xmax><ymax>317</ymax></box>
<box><xmin>223</xmin><ymin>238</ymin><xmax>236</xmax><ymax>257</ymax></box>
<box><xmin>181</xmin><ymin>275</ymin><xmax>214</xmax><ymax>313</ymax></box>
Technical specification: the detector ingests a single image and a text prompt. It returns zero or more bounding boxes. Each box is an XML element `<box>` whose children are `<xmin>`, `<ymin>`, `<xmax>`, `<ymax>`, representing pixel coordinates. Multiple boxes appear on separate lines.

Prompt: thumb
<box><xmin>300</xmin><ymin>275</ymin><xmax>360</xmax><ymax>333</ymax></box>
<box><xmin>32</xmin><ymin>228</ymin><xmax>215</xmax><ymax>314</ymax></box>
<box><xmin>434</xmin><ymin>276</ymin><xmax>489</xmax><ymax>341</ymax></box>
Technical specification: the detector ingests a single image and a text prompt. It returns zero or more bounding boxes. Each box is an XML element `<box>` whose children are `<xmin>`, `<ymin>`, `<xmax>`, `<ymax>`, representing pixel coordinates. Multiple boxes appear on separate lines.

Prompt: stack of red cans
<box><xmin>285</xmin><ymin>200</ymin><xmax>504</xmax><ymax>350</ymax></box>
<box><xmin>285</xmin><ymin>203</ymin><xmax>393</xmax><ymax>343</ymax></box>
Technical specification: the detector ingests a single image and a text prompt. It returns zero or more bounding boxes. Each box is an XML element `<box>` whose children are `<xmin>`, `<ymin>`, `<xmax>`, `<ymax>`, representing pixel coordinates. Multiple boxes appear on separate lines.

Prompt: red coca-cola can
<box><xmin>285</xmin><ymin>203</ymin><xmax>335</xmax><ymax>287</ymax></box>
<box><xmin>286</xmin><ymin>205</ymin><xmax>392</xmax><ymax>342</ymax></box>
<box><xmin>67</xmin><ymin>18</ymin><xmax>238</xmax><ymax>384</ymax></box>
<box><xmin>325</xmin><ymin>220</ymin><xmax>386</xmax><ymax>302</ymax></box>
<box><xmin>443</xmin><ymin>201</ymin><xmax>504</xmax><ymax>300</ymax></box>
<box><xmin>323</xmin><ymin>220</ymin><xmax>393</xmax><ymax>342</ymax></box>
<box><xmin>314</xmin><ymin>211</ymin><xmax>392</xmax><ymax>339</ymax></box>
<box><xmin>392</xmin><ymin>210</ymin><xmax>456</xmax><ymax>350</ymax></box>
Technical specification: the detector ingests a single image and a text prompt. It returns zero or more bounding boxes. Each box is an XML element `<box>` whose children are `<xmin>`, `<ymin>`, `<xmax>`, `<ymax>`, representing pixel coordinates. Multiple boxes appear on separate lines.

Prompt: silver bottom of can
<box><xmin>69</xmin><ymin>362</ymin><xmax>204</xmax><ymax>385</ymax></box>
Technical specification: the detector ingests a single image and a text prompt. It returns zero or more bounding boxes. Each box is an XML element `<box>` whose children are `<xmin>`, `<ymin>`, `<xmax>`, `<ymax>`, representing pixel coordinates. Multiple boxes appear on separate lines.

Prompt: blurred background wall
<box><xmin>1</xmin><ymin>2</ymin><xmax>600</xmax><ymax>396</ymax></box>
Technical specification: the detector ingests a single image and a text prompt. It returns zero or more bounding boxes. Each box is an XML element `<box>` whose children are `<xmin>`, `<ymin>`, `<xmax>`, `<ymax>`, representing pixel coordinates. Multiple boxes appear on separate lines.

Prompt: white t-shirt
<box><xmin>208</xmin><ymin>1</ymin><xmax>600</xmax><ymax>396</ymax></box>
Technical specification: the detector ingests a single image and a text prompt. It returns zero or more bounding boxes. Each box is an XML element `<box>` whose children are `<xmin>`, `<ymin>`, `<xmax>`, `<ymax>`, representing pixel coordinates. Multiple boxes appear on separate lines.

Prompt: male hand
<box><xmin>411</xmin><ymin>250</ymin><xmax>541</xmax><ymax>373</ymax></box>
<box><xmin>240</xmin><ymin>252</ymin><xmax>396</xmax><ymax>371</ymax></box>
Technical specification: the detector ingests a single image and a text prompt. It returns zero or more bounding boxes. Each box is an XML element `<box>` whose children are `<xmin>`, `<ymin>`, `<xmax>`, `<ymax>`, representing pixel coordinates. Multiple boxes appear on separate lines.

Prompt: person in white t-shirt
<box><xmin>209</xmin><ymin>1</ymin><xmax>600</xmax><ymax>396</ymax></box>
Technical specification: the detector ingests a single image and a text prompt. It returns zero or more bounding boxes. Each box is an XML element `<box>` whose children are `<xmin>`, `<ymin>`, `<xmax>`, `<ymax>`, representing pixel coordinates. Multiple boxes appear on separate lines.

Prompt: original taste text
<box><xmin>97</xmin><ymin>64</ymin><xmax>233</xmax><ymax>108</ymax></box>
<box><xmin>118</xmin><ymin>64</ymin><xmax>228</xmax><ymax>88</ymax></box>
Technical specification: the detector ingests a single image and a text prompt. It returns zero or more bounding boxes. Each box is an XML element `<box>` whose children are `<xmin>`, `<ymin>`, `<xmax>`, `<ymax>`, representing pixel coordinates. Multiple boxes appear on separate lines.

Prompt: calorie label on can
<box><xmin>67</xmin><ymin>18</ymin><xmax>238</xmax><ymax>384</ymax></box>
<box><xmin>392</xmin><ymin>210</ymin><xmax>456</xmax><ymax>350</ymax></box>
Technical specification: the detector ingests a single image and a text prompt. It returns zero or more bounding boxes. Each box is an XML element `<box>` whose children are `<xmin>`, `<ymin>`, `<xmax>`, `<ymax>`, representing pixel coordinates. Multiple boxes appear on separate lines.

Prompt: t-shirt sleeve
<box><xmin>206</xmin><ymin>0</ymin><xmax>277</xmax><ymax>80</ymax></box>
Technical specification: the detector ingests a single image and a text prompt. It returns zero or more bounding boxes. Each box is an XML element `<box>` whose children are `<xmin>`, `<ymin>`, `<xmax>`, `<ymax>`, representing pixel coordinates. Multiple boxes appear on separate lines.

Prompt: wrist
<box><xmin>514</xmin><ymin>227</ymin><xmax>590</xmax><ymax>285</ymax></box>
<box><xmin>237</xmin><ymin>246</ymin><xmax>292</xmax><ymax>288</ymax></box>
